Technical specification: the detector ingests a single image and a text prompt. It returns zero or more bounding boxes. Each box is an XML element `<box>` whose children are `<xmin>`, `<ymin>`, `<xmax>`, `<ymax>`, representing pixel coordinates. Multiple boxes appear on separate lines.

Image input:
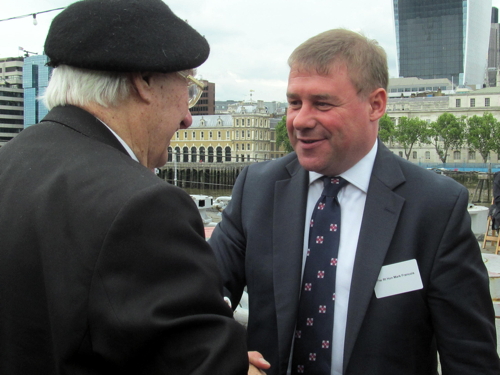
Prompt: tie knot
<box><xmin>322</xmin><ymin>176</ymin><xmax>347</xmax><ymax>197</ymax></box>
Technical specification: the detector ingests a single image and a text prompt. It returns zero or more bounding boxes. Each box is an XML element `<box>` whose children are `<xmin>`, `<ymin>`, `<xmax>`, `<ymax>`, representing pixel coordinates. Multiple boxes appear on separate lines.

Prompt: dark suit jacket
<box><xmin>209</xmin><ymin>144</ymin><xmax>499</xmax><ymax>375</ymax></box>
<box><xmin>0</xmin><ymin>105</ymin><xmax>248</xmax><ymax>374</ymax></box>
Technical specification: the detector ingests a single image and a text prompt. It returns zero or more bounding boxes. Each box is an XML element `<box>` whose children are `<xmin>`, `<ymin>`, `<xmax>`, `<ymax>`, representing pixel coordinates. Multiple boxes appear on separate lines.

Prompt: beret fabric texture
<box><xmin>44</xmin><ymin>0</ymin><xmax>210</xmax><ymax>73</ymax></box>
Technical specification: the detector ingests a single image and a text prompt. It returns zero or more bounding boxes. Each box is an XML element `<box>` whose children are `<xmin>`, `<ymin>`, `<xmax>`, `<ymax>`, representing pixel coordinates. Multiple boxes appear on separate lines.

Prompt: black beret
<box><xmin>44</xmin><ymin>0</ymin><xmax>209</xmax><ymax>73</ymax></box>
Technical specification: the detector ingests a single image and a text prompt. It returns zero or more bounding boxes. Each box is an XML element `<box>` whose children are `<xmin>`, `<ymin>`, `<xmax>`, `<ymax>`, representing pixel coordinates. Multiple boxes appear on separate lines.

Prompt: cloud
<box><xmin>2</xmin><ymin>0</ymin><xmax>499</xmax><ymax>101</ymax></box>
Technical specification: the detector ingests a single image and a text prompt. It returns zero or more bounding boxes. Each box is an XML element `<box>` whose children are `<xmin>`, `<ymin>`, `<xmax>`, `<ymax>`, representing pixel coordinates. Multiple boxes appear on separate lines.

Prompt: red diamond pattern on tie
<box><xmin>291</xmin><ymin>176</ymin><xmax>347</xmax><ymax>375</ymax></box>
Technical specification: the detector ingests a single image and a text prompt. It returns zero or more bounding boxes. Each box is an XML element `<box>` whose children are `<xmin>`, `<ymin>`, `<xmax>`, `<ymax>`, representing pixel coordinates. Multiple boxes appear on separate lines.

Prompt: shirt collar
<box><xmin>308</xmin><ymin>139</ymin><xmax>378</xmax><ymax>193</ymax></box>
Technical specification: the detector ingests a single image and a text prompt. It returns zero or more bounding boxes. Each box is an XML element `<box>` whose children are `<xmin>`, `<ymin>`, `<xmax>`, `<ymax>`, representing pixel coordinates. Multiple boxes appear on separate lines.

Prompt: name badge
<box><xmin>374</xmin><ymin>259</ymin><xmax>423</xmax><ymax>299</ymax></box>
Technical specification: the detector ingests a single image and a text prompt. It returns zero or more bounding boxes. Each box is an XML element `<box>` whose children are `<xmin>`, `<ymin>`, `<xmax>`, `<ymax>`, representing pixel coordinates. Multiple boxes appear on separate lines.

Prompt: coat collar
<box><xmin>41</xmin><ymin>105</ymin><xmax>129</xmax><ymax>156</ymax></box>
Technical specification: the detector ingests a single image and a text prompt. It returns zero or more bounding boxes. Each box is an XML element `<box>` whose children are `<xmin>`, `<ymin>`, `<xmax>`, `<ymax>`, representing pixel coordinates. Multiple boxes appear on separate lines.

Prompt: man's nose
<box><xmin>180</xmin><ymin>110</ymin><xmax>193</xmax><ymax>129</ymax></box>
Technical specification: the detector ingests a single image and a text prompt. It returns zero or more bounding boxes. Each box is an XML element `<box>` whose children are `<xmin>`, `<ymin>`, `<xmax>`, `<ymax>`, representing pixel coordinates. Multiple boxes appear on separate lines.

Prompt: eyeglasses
<box><xmin>177</xmin><ymin>71</ymin><xmax>205</xmax><ymax>108</ymax></box>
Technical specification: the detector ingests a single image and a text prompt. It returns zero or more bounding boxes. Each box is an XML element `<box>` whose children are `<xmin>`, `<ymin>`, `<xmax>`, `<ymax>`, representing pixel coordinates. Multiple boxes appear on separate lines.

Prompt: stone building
<box><xmin>167</xmin><ymin>101</ymin><xmax>286</xmax><ymax>165</ymax></box>
<box><xmin>385</xmin><ymin>86</ymin><xmax>500</xmax><ymax>166</ymax></box>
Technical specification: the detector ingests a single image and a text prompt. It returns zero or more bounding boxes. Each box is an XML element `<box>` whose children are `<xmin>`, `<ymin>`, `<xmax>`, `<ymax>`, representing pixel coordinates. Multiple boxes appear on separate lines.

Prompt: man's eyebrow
<box><xmin>286</xmin><ymin>92</ymin><xmax>336</xmax><ymax>101</ymax></box>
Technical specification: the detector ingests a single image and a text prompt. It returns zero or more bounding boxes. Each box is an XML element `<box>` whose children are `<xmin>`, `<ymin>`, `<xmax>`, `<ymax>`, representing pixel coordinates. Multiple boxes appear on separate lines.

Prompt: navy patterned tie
<box><xmin>291</xmin><ymin>176</ymin><xmax>348</xmax><ymax>374</ymax></box>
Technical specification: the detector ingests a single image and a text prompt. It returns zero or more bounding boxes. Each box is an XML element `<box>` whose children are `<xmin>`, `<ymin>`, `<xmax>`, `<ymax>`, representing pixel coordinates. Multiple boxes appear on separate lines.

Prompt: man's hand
<box><xmin>248</xmin><ymin>351</ymin><xmax>271</xmax><ymax>374</ymax></box>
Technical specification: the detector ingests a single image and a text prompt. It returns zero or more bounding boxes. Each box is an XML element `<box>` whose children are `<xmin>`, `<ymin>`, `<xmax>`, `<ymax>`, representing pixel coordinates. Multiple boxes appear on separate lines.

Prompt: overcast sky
<box><xmin>2</xmin><ymin>0</ymin><xmax>500</xmax><ymax>102</ymax></box>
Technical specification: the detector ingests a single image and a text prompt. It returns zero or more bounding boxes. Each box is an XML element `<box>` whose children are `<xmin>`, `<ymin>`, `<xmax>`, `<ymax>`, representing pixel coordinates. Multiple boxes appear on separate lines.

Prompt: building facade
<box><xmin>388</xmin><ymin>77</ymin><xmax>453</xmax><ymax>98</ymax></box>
<box><xmin>189</xmin><ymin>80</ymin><xmax>215</xmax><ymax>116</ymax></box>
<box><xmin>0</xmin><ymin>57</ymin><xmax>24</xmax><ymax>147</ymax></box>
<box><xmin>488</xmin><ymin>7</ymin><xmax>500</xmax><ymax>87</ymax></box>
<box><xmin>167</xmin><ymin>102</ymin><xmax>286</xmax><ymax>165</ymax></box>
<box><xmin>23</xmin><ymin>54</ymin><xmax>52</xmax><ymax>128</ymax></box>
<box><xmin>393</xmin><ymin>0</ymin><xmax>492</xmax><ymax>87</ymax></box>
<box><xmin>385</xmin><ymin>87</ymin><xmax>500</xmax><ymax>165</ymax></box>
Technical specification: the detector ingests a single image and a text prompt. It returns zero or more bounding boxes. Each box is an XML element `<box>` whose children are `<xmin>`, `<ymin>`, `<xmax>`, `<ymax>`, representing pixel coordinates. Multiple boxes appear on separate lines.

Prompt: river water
<box><xmin>181</xmin><ymin>172</ymin><xmax>492</xmax><ymax>206</ymax></box>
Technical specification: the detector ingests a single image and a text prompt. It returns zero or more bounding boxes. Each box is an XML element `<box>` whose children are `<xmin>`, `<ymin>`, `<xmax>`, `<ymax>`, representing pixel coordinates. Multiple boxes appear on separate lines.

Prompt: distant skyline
<box><xmin>2</xmin><ymin>0</ymin><xmax>500</xmax><ymax>102</ymax></box>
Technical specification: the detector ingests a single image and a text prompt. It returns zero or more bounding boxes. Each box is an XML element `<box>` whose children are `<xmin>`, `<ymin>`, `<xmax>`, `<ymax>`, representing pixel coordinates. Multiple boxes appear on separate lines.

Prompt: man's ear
<box><xmin>130</xmin><ymin>72</ymin><xmax>154</xmax><ymax>103</ymax></box>
<box><xmin>368</xmin><ymin>88</ymin><xmax>387</xmax><ymax>121</ymax></box>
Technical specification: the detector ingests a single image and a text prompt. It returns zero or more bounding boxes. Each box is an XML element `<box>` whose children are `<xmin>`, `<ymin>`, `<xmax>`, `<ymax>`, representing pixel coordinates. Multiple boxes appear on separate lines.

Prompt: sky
<box><xmin>2</xmin><ymin>0</ymin><xmax>500</xmax><ymax>102</ymax></box>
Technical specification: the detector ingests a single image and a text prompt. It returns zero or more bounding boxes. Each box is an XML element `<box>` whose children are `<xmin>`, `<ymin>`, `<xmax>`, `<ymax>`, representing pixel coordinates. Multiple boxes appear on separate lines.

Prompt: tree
<box><xmin>466</xmin><ymin>113</ymin><xmax>497</xmax><ymax>163</ymax></box>
<box><xmin>275</xmin><ymin>115</ymin><xmax>293</xmax><ymax>153</ymax></box>
<box><xmin>429</xmin><ymin>113</ymin><xmax>464</xmax><ymax>163</ymax></box>
<box><xmin>394</xmin><ymin>116</ymin><xmax>429</xmax><ymax>160</ymax></box>
<box><xmin>378</xmin><ymin>113</ymin><xmax>395</xmax><ymax>144</ymax></box>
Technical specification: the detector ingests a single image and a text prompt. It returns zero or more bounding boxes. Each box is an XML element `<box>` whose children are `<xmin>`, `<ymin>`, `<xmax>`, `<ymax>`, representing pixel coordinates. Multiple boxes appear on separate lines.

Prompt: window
<box><xmin>485</xmin><ymin>98</ymin><xmax>490</xmax><ymax>107</ymax></box>
<box><xmin>176</xmin><ymin>132</ymin><xmax>179</xmax><ymax>139</ymax></box>
<box><xmin>412</xmin><ymin>151</ymin><xmax>417</xmax><ymax>159</ymax></box>
<box><xmin>209</xmin><ymin>131</ymin><xmax>212</xmax><ymax>139</ymax></box>
<box><xmin>453</xmin><ymin>151</ymin><xmax>461</xmax><ymax>160</ymax></box>
<box><xmin>468</xmin><ymin>151</ymin><xmax>476</xmax><ymax>160</ymax></box>
<box><xmin>201</xmin><ymin>131</ymin><xmax>204</xmax><ymax>139</ymax></box>
<box><xmin>456</xmin><ymin>99</ymin><xmax>461</xmax><ymax>107</ymax></box>
<box><xmin>216</xmin><ymin>147</ymin><xmax>223</xmax><ymax>163</ymax></box>
<box><xmin>191</xmin><ymin>147</ymin><xmax>197</xmax><ymax>163</ymax></box>
<box><xmin>218</xmin><ymin>131</ymin><xmax>221</xmax><ymax>139</ymax></box>
<box><xmin>208</xmin><ymin>147</ymin><xmax>214</xmax><ymax>163</ymax></box>
<box><xmin>192</xmin><ymin>131</ymin><xmax>196</xmax><ymax>139</ymax></box>
<box><xmin>425</xmin><ymin>151</ymin><xmax>430</xmax><ymax>159</ymax></box>
<box><xmin>226</xmin><ymin>131</ymin><xmax>229</xmax><ymax>139</ymax></box>
<box><xmin>235</xmin><ymin>130</ymin><xmax>239</xmax><ymax>139</ymax></box>
<box><xmin>470</xmin><ymin>98</ymin><xmax>475</xmax><ymax>107</ymax></box>
<box><xmin>184</xmin><ymin>131</ymin><xmax>187</xmax><ymax>139</ymax></box>
<box><xmin>398</xmin><ymin>151</ymin><xmax>403</xmax><ymax>157</ymax></box>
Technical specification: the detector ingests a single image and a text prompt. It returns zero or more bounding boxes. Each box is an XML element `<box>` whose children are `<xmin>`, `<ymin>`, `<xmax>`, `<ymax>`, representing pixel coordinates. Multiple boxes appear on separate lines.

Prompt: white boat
<box><xmin>190</xmin><ymin>195</ymin><xmax>214</xmax><ymax>226</ymax></box>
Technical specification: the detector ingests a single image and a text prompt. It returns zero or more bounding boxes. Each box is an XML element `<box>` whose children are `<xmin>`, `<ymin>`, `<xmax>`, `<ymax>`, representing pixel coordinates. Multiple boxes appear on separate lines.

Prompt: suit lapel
<box><xmin>273</xmin><ymin>156</ymin><xmax>309</xmax><ymax>371</ymax></box>
<box><xmin>343</xmin><ymin>144</ymin><xmax>406</xmax><ymax>372</ymax></box>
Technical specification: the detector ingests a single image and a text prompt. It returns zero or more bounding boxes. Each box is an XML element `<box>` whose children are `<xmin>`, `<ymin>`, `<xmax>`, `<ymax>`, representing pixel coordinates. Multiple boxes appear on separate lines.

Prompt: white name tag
<box><xmin>374</xmin><ymin>259</ymin><xmax>423</xmax><ymax>299</ymax></box>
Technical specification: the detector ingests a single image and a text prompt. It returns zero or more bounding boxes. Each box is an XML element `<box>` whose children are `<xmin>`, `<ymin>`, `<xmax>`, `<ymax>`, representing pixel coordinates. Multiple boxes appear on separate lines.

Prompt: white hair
<box><xmin>43</xmin><ymin>65</ymin><xmax>133</xmax><ymax>110</ymax></box>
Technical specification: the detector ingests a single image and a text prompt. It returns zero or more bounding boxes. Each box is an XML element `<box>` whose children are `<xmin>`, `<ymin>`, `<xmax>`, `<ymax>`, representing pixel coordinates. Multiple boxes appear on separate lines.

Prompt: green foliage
<box><xmin>394</xmin><ymin>116</ymin><xmax>429</xmax><ymax>160</ymax></box>
<box><xmin>429</xmin><ymin>113</ymin><xmax>464</xmax><ymax>163</ymax></box>
<box><xmin>466</xmin><ymin>113</ymin><xmax>497</xmax><ymax>163</ymax></box>
<box><xmin>378</xmin><ymin>113</ymin><xmax>395</xmax><ymax>144</ymax></box>
<box><xmin>275</xmin><ymin>115</ymin><xmax>294</xmax><ymax>153</ymax></box>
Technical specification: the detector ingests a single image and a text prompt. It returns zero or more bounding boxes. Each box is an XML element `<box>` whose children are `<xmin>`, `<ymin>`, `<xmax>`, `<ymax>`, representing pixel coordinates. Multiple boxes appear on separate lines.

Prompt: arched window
<box><xmin>225</xmin><ymin>146</ymin><xmax>231</xmax><ymax>162</ymax></box>
<box><xmin>453</xmin><ymin>151</ymin><xmax>461</xmax><ymax>160</ymax></box>
<box><xmin>208</xmin><ymin>147</ymin><xmax>214</xmax><ymax>163</ymax></box>
<box><xmin>191</xmin><ymin>147</ymin><xmax>197</xmax><ymax>163</ymax></box>
<box><xmin>199</xmin><ymin>147</ymin><xmax>205</xmax><ymax>162</ymax></box>
<box><xmin>216</xmin><ymin>147</ymin><xmax>223</xmax><ymax>163</ymax></box>
<box><xmin>183</xmin><ymin>147</ymin><xmax>189</xmax><ymax>162</ymax></box>
<box><xmin>168</xmin><ymin>147</ymin><xmax>172</xmax><ymax>162</ymax></box>
<box><xmin>175</xmin><ymin>147</ymin><xmax>181</xmax><ymax>162</ymax></box>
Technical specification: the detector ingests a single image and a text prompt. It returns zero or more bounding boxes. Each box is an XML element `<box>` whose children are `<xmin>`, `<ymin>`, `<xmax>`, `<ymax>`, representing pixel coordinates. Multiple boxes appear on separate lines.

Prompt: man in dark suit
<box><xmin>0</xmin><ymin>1</ymin><xmax>250</xmax><ymax>374</ymax></box>
<box><xmin>209</xmin><ymin>29</ymin><xmax>499</xmax><ymax>374</ymax></box>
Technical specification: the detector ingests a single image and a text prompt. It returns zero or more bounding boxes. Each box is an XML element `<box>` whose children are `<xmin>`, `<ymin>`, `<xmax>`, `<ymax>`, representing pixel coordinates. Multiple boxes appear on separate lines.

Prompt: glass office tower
<box><xmin>23</xmin><ymin>54</ymin><xmax>52</xmax><ymax>128</ymax></box>
<box><xmin>393</xmin><ymin>0</ymin><xmax>492</xmax><ymax>87</ymax></box>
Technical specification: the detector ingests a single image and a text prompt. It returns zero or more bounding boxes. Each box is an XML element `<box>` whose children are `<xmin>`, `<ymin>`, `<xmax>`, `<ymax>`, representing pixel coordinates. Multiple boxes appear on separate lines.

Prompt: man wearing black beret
<box><xmin>0</xmin><ymin>0</ymin><xmax>253</xmax><ymax>374</ymax></box>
